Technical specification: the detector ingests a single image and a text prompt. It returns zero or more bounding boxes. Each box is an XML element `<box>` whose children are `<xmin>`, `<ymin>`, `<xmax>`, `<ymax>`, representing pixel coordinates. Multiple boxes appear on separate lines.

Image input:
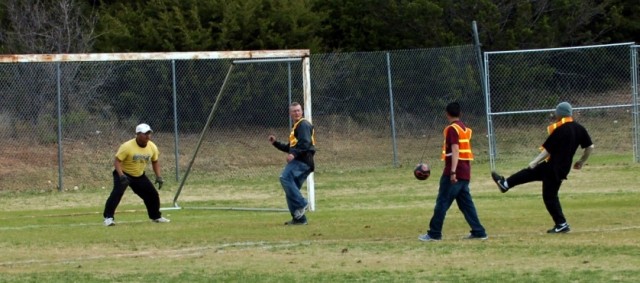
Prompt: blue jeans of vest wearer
<box><xmin>427</xmin><ymin>175</ymin><xmax>486</xmax><ymax>239</ymax></box>
<box><xmin>279</xmin><ymin>160</ymin><xmax>311</xmax><ymax>220</ymax></box>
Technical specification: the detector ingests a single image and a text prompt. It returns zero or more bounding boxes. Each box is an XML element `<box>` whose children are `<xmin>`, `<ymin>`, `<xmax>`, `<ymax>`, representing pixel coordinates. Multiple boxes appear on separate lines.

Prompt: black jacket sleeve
<box><xmin>272</xmin><ymin>141</ymin><xmax>290</xmax><ymax>153</ymax></box>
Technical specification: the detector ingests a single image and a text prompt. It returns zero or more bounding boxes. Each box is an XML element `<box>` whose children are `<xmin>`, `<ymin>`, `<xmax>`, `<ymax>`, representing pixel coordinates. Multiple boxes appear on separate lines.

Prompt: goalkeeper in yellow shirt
<box><xmin>102</xmin><ymin>123</ymin><xmax>169</xmax><ymax>226</ymax></box>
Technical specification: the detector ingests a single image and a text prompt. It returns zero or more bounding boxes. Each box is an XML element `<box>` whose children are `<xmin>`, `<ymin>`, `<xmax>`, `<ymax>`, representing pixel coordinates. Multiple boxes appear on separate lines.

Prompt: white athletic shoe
<box><xmin>418</xmin><ymin>233</ymin><xmax>441</xmax><ymax>242</ymax></box>
<box><xmin>293</xmin><ymin>203</ymin><xmax>309</xmax><ymax>220</ymax></box>
<box><xmin>152</xmin><ymin>217</ymin><xmax>171</xmax><ymax>223</ymax></box>
<box><xmin>103</xmin><ymin>217</ymin><xmax>115</xmax><ymax>226</ymax></box>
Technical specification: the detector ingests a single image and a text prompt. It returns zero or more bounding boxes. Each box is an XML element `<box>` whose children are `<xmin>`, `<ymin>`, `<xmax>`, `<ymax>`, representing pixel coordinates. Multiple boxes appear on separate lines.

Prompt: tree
<box><xmin>94</xmin><ymin>0</ymin><xmax>213</xmax><ymax>52</ymax></box>
<box><xmin>0</xmin><ymin>0</ymin><xmax>107</xmax><ymax>140</ymax></box>
<box><xmin>0</xmin><ymin>0</ymin><xmax>97</xmax><ymax>54</ymax></box>
<box><xmin>607</xmin><ymin>0</ymin><xmax>640</xmax><ymax>43</ymax></box>
<box><xmin>213</xmin><ymin>0</ymin><xmax>324</xmax><ymax>51</ymax></box>
<box><xmin>312</xmin><ymin>0</ymin><xmax>453</xmax><ymax>52</ymax></box>
<box><xmin>472</xmin><ymin>0</ymin><xmax>624</xmax><ymax>50</ymax></box>
<box><xmin>94</xmin><ymin>0</ymin><xmax>324</xmax><ymax>52</ymax></box>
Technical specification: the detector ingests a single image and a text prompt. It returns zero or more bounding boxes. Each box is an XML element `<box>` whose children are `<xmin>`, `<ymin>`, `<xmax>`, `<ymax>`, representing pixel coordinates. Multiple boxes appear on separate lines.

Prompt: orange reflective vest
<box><xmin>540</xmin><ymin>117</ymin><xmax>574</xmax><ymax>160</ymax></box>
<box><xmin>441</xmin><ymin>123</ymin><xmax>473</xmax><ymax>161</ymax></box>
<box><xmin>547</xmin><ymin>117</ymin><xmax>573</xmax><ymax>135</ymax></box>
<box><xmin>289</xmin><ymin>118</ymin><xmax>316</xmax><ymax>147</ymax></box>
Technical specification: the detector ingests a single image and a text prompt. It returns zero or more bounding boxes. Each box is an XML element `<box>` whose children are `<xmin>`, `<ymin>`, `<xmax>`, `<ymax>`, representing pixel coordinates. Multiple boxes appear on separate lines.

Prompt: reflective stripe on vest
<box><xmin>547</xmin><ymin>117</ymin><xmax>573</xmax><ymax>135</ymax></box>
<box><xmin>441</xmin><ymin>123</ymin><xmax>473</xmax><ymax>161</ymax></box>
<box><xmin>289</xmin><ymin>118</ymin><xmax>316</xmax><ymax>147</ymax></box>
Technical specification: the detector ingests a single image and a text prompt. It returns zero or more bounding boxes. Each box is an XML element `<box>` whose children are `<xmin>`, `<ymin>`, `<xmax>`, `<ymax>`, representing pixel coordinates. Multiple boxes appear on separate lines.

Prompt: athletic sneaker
<box><xmin>491</xmin><ymin>171</ymin><xmax>509</xmax><ymax>193</ymax></box>
<box><xmin>284</xmin><ymin>218</ymin><xmax>308</xmax><ymax>225</ymax></box>
<box><xmin>152</xmin><ymin>217</ymin><xmax>171</xmax><ymax>223</ymax></box>
<box><xmin>418</xmin><ymin>233</ymin><xmax>441</xmax><ymax>242</ymax></box>
<box><xmin>293</xmin><ymin>203</ymin><xmax>309</xmax><ymax>220</ymax></box>
<box><xmin>547</xmin><ymin>223</ymin><xmax>570</xmax><ymax>233</ymax></box>
<box><xmin>463</xmin><ymin>234</ymin><xmax>488</xmax><ymax>240</ymax></box>
<box><xmin>103</xmin><ymin>217</ymin><xmax>115</xmax><ymax>226</ymax></box>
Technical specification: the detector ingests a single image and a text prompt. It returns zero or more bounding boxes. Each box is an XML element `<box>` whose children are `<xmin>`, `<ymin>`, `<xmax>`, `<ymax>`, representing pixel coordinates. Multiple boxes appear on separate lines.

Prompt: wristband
<box><xmin>450</xmin><ymin>172</ymin><xmax>456</xmax><ymax>175</ymax></box>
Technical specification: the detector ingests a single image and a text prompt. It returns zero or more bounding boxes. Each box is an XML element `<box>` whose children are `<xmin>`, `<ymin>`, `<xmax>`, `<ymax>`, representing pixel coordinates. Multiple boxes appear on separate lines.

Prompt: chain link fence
<box><xmin>485</xmin><ymin>42</ymin><xmax>639</xmax><ymax>170</ymax></box>
<box><xmin>1</xmin><ymin>42</ymin><xmax>637</xmax><ymax>193</ymax></box>
<box><xmin>0</xmin><ymin>45</ymin><xmax>484</xmax><ymax>193</ymax></box>
<box><xmin>314</xmin><ymin>46</ymin><xmax>486</xmax><ymax>171</ymax></box>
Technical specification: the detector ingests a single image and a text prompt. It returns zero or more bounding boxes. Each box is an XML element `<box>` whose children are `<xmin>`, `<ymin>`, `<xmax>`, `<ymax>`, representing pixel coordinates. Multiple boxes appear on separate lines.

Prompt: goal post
<box><xmin>159</xmin><ymin>50</ymin><xmax>314</xmax><ymax>213</ymax></box>
<box><xmin>0</xmin><ymin>49</ymin><xmax>313</xmax><ymax>212</ymax></box>
<box><xmin>167</xmin><ymin>54</ymin><xmax>315</xmax><ymax>212</ymax></box>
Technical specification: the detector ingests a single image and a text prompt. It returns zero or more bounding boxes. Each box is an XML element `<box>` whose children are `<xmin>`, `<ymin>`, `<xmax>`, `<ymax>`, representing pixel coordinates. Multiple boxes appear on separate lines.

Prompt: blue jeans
<box><xmin>427</xmin><ymin>175</ymin><xmax>486</xmax><ymax>239</ymax></box>
<box><xmin>280</xmin><ymin>160</ymin><xmax>311</xmax><ymax>220</ymax></box>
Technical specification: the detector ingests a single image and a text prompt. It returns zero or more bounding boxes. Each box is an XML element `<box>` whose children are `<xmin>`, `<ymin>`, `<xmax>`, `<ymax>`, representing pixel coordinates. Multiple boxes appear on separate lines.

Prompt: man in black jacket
<box><xmin>268</xmin><ymin>102</ymin><xmax>316</xmax><ymax>225</ymax></box>
<box><xmin>491</xmin><ymin>102</ymin><xmax>594</xmax><ymax>234</ymax></box>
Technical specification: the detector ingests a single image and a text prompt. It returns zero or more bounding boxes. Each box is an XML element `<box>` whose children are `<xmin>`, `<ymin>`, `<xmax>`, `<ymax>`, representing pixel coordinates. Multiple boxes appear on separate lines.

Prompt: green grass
<box><xmin>1</xmin><ymin>153</ymin><xmax>639</xmax><ymax>282</ymax></box>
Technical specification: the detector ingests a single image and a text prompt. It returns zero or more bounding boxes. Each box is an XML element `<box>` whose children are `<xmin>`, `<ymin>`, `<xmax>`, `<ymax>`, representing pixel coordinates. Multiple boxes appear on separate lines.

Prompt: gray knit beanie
<box><xmin>555</xmin><ymin>102</ymin><xmax>572</xmax><ymax>117</ymax></box>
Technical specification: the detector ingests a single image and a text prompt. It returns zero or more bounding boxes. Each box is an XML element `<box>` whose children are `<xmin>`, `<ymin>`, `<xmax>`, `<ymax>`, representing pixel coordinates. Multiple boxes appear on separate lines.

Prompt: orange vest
<box><xmin>441</xmin><ymin>123</ymin><xmax>473</xmax><ymax>161</ymax></box>
<box><xmin>289</xmin><ymin>118</ymin><xmax>316</xmax><ymax>147</ymax></box>
<box><xmin>547</xmin><ymin>117</ymin><xmax>573</xmax><ymax>135</ymax></box>
<box><xmin>540</xmin><ymin>117</ymin><xmax>574</xmax><ymax>160</ymax></box>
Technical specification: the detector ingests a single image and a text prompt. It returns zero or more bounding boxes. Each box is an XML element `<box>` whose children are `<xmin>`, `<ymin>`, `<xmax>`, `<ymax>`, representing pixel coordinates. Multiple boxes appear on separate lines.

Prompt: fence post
<box><xmin>56</xmin><ymin>62</ymin><xmax>64</xmax><ymax>192</ymax></box>
<box><xmin>171</xmin><ymin>60</ymin><xmax>180</xmax><ymax>182</ymax></box>
<box><xmin>473</xmin><ymin>21</ymin><xmax>497</xmax><ymax>170</ymax></box>
<box><xmin>386</xmin><ymin>52</ymin><xmax>399</xmax><ymax>168</ymax></box>
<box><xmin>632</xmin><ymin>46</ymin><xmax>639</xmax><ymax>163</ymax></box>
<box><xmin>288</xmin><ymin>62</ymin><xmax>293</xmax><ymax>129</ymax></box>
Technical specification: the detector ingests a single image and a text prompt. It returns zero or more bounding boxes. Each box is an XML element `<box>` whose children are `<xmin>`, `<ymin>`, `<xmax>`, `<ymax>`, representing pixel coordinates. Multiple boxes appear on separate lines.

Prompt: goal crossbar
<box><xmin>0</xmin><ymin>49</ymin><xmax>310</xmax><ymax>63</ymax></box>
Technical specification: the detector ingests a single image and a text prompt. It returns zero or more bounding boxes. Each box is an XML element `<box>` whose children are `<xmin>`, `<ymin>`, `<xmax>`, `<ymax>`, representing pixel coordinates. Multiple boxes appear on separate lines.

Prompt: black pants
<box><xmin>103</xmin><ymin>170</ymin><xmax>162</xmax><ymax>220</ymax></box>
<box><xmin>506</xmin><ymin>162</ymin><xmax>567</xmax><ymax>225</ymax></box>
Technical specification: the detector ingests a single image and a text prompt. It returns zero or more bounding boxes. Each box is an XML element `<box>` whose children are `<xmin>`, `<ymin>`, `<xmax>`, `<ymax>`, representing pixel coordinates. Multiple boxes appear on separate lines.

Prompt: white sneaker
<box><xmin>293</xmin><ymin>203</ymin><xmax>309</xmax><ymax>220</ymax></box>
<box><xmin>152</xmin><ymin>217</ymin><xmax>170</xmax><ymax>223</ymax></box>
<box><xmin>418</xmin><ymin>233</ymin><xmax>441</xmax><ymax>241</ymax></box>
<box><xmin>103</xmin><ymin>217</ymin><xmax>115</xmax><ymax>226</ymax></box>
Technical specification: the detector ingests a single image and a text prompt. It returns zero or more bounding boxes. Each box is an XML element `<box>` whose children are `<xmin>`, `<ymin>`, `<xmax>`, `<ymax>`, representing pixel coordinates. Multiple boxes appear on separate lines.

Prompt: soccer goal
<box><xmin>165</xmin><ymin>51</ymin><xmax>315</xmax><ymax>212</ymax></box>
<box><xmin>0</xmin><ymin>49</ymin><xmax>313</xmax><ymax>212</ymax></box>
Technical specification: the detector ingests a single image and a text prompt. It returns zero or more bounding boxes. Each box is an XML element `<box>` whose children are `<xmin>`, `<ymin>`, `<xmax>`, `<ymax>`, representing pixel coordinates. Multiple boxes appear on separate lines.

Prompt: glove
<box><xmin>119</xmin><ymin>175</ymin><xmax>130</xmax><ymax>187</ymax></box>
<box><xmin>155</xmin><ymin>177</ymin><xmax>164</xmax><ymax>190</ymax></box>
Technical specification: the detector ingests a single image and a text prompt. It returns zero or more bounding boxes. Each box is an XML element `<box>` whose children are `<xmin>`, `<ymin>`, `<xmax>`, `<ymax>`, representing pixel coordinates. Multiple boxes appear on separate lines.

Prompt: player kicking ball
<box><xmin>491</xmin><ymin>102</ymin><xmax>594</xmax><ymax>234</ymax></box>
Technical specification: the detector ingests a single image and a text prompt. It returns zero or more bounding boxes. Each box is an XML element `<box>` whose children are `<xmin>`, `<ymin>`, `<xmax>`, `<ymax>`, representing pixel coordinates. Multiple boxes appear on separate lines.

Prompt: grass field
<box><xmin>0</xmin><ymin>153</ymin><xmax>639</xmax><ymax>282</ymax></box>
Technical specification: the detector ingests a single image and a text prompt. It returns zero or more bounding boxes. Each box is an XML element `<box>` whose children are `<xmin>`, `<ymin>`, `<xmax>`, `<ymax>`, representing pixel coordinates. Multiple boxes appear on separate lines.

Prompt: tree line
<box><xmin>0</xmin><ymin>0</ymin><xmax>638</xmax><ymax>55</ymax></box>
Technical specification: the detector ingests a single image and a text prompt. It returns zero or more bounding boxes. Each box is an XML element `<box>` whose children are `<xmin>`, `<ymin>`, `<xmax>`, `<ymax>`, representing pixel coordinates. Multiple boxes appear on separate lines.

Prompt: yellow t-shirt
<box><xmin>115</xmin><ymin>139</ymin><xmax>159</xmax><ymax>177</ymax></box>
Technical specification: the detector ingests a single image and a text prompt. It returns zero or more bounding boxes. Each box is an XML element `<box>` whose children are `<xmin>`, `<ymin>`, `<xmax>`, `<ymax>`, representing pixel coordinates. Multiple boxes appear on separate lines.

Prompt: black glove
<box><xmin>155</xmin><ymin>177</ymin><xmax>164</xmax><ymax>190</ymax></box>
<box><xmin>119</xmin><ymin>175</ymin><xmax>130</xmax><ymax>187</ymax></box>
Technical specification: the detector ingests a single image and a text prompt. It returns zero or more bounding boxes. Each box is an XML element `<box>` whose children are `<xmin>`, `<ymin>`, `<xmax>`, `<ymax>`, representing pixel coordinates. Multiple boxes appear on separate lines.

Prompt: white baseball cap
<box><xmin>135</xmin><ymin>123</ymin><xmax>153</xmax><ymax>134</ymax></box>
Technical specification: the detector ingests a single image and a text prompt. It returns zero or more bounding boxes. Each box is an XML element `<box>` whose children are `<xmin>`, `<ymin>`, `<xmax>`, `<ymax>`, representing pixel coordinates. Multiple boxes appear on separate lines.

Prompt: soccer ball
<box><xmin>414</xmin><ymin>163</ymin><xmax>430</xmax><ymax>180</ymax></box>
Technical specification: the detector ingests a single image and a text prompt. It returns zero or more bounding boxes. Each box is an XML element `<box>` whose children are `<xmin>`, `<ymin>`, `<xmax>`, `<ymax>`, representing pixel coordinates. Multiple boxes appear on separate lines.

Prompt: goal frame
<box><xmin>1</xmin><ymin>49</ymin><xmax>314</xmax><ymax>212</ymax></box>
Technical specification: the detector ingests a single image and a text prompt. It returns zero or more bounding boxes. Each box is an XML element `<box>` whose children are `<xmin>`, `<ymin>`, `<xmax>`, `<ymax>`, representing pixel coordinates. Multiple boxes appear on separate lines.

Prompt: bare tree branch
<box><xmin>0</xmin><ymin>0</ymin><xmax>113</xmax><ymax>139</ymax></box>
<box><xmin>0</xmin><ymin>0</ymin><xmax>98</xmax><ymax>54</ymax></box>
